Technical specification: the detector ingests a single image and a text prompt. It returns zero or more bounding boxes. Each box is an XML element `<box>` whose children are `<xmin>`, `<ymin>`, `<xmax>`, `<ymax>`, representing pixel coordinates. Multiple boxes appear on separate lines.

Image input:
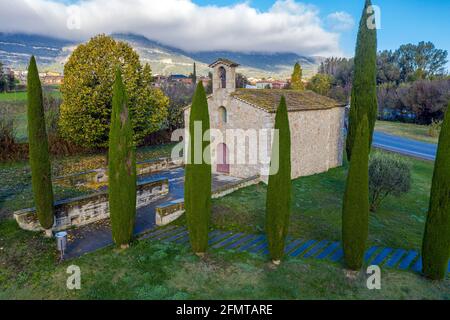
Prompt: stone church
<box><xmin>184</xmin><ymin>58</ymin><xmax>346</xmax><ymax>181</ymax></box>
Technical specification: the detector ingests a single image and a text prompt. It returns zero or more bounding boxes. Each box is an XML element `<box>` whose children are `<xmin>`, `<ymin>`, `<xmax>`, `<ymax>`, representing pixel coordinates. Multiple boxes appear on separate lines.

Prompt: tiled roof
<box><xmin>209</xmin><ymin>58</ymin><xmax>240</xmax><ymax>68</ymax></box>
<box><xmin>231</xmin><ymin>89</ymin><xmax>344</xmax><ymax>112</ymax></box>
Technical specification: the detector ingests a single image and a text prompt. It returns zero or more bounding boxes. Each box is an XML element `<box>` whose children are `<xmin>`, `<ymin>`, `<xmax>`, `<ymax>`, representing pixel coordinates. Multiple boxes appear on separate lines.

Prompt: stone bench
<box><xmin>14</xmin><ymin>178</ymin><xmax>169</xmax><ymax>232</ymax></box>
<box><xmin>155</xmin><ymin>198</ymin><xmax>185</xmax><ymax>226</ymax></box>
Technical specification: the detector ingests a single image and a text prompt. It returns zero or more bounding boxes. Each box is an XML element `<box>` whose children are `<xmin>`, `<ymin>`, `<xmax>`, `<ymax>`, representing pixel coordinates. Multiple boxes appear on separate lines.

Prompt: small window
<box><xmin>219</xmin><ymin>106</ymin><xmax>227</xmax><ymax>124</ymax></box>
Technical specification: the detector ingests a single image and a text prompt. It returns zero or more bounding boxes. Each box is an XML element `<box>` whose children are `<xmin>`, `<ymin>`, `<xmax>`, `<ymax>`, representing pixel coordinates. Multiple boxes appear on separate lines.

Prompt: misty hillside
<box><xmin>0</xmin><ymin>33</ymin><xmax>323</xmax><ymax>78</ymax></box>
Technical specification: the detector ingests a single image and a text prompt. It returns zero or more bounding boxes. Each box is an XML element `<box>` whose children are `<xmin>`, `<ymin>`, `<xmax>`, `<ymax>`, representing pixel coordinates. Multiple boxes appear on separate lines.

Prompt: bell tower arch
<box><xmin>209</xmin><ymin>58</ymin><xmax>239</xmax><ymax>95</ymax></box>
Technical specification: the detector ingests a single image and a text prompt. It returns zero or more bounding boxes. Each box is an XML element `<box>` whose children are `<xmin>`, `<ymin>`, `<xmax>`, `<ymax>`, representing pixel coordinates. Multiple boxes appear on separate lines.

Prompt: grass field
<box><xmin>169</xmin><ymin>150</ymin><xmax>432</xmax><ymax>252</ymax></box>
<box><xmin>1</xmin><ymin>148</ymin><xmax>448</xmax><ymax>299</ymax></box>
<box><xmin>0</xmin><ymin>89</ymin><xmax>61</xmax><ymax>102</ymax></box>
<box><xmin>0</xmin><ymin>88</ymin><xmax>62</xmax><ymax>142</ymax></box>
<box><xmin>375</xmin><ymin>120</ymin><xmax>438</xmax><ymax>144</ymax></box>
<box><xmin>1</xmin><ymin>218</ymin><xmax>448</xmax><ymax>300</ymax></box>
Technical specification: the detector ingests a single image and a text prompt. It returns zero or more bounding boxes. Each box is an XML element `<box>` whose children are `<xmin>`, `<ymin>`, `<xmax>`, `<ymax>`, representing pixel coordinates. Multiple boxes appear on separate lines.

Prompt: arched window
<box><xmin>219</xmin><ymin>66</ymin><xmax>226</xmax><ymax>88</ymax></box>
<box><xmin>219</xmin><ymin>106</ymin><xmax>227</xmax><ymax>124</ymax></box>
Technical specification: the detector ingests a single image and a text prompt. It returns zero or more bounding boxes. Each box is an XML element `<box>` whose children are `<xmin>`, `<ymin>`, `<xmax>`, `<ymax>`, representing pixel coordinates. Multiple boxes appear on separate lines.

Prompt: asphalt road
<box><xmin>372</xmin><ymin>131</ymin><xmax>437</xmax><ymax>161</ymax></box>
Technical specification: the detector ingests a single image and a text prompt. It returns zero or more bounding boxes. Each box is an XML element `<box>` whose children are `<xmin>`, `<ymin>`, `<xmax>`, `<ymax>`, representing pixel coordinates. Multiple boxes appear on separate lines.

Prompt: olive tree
<box><xmin>369</xmin><ymin>152</ymin><xmax>411</xmax><ymax>212</ymax></box>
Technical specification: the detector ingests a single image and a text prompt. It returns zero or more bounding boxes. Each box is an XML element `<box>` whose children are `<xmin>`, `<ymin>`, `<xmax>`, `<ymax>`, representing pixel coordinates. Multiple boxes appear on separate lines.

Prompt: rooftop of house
<box><xmin>169</xmin><ymin>74</ymin><xmax>189</xmax><ymax>79</ymax></box>
<box><xmin>231</xmin><ymin>89</ymin><xmax>345</xmax><ymax>112</ymax></box>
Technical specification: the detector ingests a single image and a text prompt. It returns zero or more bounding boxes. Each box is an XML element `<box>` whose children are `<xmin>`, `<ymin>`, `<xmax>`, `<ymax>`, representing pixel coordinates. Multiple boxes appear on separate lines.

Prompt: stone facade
<box><xmin>184</xmin><ymin>58</ymin><xmax>345</xmax><ymax>182</ymax></box>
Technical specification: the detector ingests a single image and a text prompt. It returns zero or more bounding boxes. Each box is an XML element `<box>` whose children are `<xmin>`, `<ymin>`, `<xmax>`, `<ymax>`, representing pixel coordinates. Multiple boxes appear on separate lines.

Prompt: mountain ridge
<box><xmin>0</xmin><ymin>32</ymin><xmax>323</xmax><ymax>78</ymax></box>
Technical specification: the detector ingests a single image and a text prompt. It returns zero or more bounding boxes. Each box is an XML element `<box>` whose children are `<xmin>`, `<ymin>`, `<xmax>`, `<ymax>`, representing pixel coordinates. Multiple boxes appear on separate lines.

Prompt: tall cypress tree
<box><xmin>192</xmin><ymin>62</ymin><xmax>197</xmax><ymax>85</ymax></box>
<box><xmin>346</xmin><ymin>0</ymin><xmax>378</xmax><ymax>161</ymax></box>
<box><xmin>342</xmin><ymin>115</ymin><xmax>370</xmax><ymax>270</ymax></box>
<box><xmin>266</xmin><ymin>96</ymin><xmax>292</xmax><ymax>264</ymax></box>
<box><xmin>108</xmin><ymin>68</ymin><xmax>137</xmax><ymax>248</ymax></box>
<box><xmin>27</xmin><ymin>56</ymin><xmax>54</xmax><ymax>236</ymax></box>
<box><xmin>422</xmin><ymin>103</ymin><xmax>450</xmax><ymax>280</ymax></box>
<box><xmin>185</xmin><ymin>82</ymin><xmax>211</xmax><ymax>255</ymax></box>
<box><xmin>290</xmin><ymin>62</ymin><xmax>304</xmax><ymax>91</ymax></box>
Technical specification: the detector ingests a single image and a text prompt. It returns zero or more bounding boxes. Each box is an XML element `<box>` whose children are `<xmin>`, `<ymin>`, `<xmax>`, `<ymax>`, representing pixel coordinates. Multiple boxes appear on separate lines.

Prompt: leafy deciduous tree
<box><xmin>369</xmin><ymin>152</ymin><xmax>411</xmax><ymax>212</ymax></box>
<box><xmin>59</xmin><ymin>34</ymin><xmax>168</xmax><ymax>148</ymax></box>
<box><xmin>306</xmin><ymin>74</ymin><xmax>332</xmax><ymax>96</ymax></box>
<box><xmin>290</xmin><ymin>62</ymin><xmax>304</xmax><ymax>91</ymax></box>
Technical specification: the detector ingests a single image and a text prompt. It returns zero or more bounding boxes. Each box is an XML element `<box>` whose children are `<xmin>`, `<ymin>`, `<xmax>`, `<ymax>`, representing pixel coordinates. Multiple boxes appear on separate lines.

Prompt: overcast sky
<box><xmin>0</xmin><ymin>0</ymin><xmax>449</xmax><ymax>67</ymax></box>
<box><xmin>0</xmin><ymin>0</ymin><xmax>350</xmax><ymax>56</ymax></box>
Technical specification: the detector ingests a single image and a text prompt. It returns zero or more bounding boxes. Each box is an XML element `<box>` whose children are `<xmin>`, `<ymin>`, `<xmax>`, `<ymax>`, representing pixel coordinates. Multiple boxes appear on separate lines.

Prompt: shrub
<box><xmin>184</xmin><ymin>82</ymin><xmax>211</xmax><ymax>254</ymax></box>
<box><xmin>306</xmin><ymin>74</ymin><xmax>332</xmax><ymax>96</ymax></box>
<box><xmin>428</xmin><ymin>119</ymin><xmax>442</xmax><ymax>137</ymax></box>
<box><xmin>369</xmin><ymin>152</ymin><xmax>411</xmax><ymax>212</ymax></box>
<box><xmin>27</xmin><ymin>56</ymin><xmax>54</xmax><ymax>231</ymax></box>
<box><xmin>422</xmin><ymin>102</ymin><xmax>450</xmax><ymax>280</ymax></box>
<box><xmin>266</xmin><ymin>96</ymin><xmax>292</xmax><ymax>263</ymax></box>
<box><xmin>342</xmin><ymin>115</ymin><xmax>370</xmax><ymax>270</ymax></box>
<box><xmin>0</xmin><ymin>114</ymin><xmax>17</xmax><ymax>160</ymax></box>
<box><xmin>346</xmin><ymin>0</ymin><xmax>378</xmax><ymax>161</ymax></box>
<box><xmin>59</xmin><ymin>34</ymin><xmax>168</xmax><ymax>148</ymax></box>
<box><xmin>108</xmin><ymin>69</ymin><xmax>137</xmax><ymax>248</ymax></box>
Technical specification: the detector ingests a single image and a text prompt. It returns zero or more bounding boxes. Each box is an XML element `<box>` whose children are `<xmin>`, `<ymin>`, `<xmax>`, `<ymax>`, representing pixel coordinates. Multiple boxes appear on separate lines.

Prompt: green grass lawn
<box><xmin>375</xmin><ymin>120</ymin><xmax>438</xmax><ymax>144</ymax></box>
<box><xmin>0</xmin><ymin>219</ymin><xmax>449</xmax><ymax>300</ymax></box>
<box><xmin>1</xmin><ymin>149</ymin><xmax>448</xmax><ymax>299</ymax></box>
<box><xmin>0</xmin><ymin>88</ymin><xmax>62</xmax><ymax>142</ymax></box>
<box><xmin>0</xmin><ymin>89</ymin><xmax>61</xmax><ymax>102</ymax></box>
<box><xmin>0</xmin><ymin>91</ymin><xmax>27</xmax><ymax>102</ymax></box>
<box><xmin>206</xmin><ymin>150</ymin><xmax>432</xmax><ymax>251</ymax></box>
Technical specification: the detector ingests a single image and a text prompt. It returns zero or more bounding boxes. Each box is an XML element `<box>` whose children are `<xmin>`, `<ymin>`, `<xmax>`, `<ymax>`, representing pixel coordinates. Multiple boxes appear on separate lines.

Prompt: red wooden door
<box><xmin>217</xmin><ymin>143</ymin><xmax>230</xmax><ymax>173</ymax></box>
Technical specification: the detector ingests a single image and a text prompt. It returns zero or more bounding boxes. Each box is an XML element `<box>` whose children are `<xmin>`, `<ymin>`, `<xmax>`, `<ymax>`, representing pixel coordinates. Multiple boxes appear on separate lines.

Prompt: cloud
<box><xmin>326</xmin><ymin>11</ymin><xmax>355</xmax><ymax>32</ymax></box>
<box><xmin>0</xmin><ymin>0</ymin><xmax>343</xmax><ymax>56</ymax></box>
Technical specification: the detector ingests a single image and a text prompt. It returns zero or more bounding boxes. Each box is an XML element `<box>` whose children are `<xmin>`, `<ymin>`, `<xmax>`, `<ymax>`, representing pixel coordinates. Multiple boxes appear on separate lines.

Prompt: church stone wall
<box><xmin>183</xmin><ymin>58</ymin><xmax>345</xmax><ymax>183</ymax></box>
<box><xmin>184</xmin><ymin>99</ymin><xmax>345</xmax><ymax>181</ymax></box>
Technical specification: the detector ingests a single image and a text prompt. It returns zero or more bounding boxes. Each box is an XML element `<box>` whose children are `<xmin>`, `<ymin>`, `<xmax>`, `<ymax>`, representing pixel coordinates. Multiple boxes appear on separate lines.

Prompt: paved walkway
<box><xmin>373</xmin><ymin>131</ymin><xmax>437</xmax><ymax>161</ymax></box>
<box><xmin>64</xmin><ymin>167</ymin><xmax>244</xmax><ymax>259</ymax></box>
<box><xmin>139</xmin><ymin>225</ymin><xmax>450</xmax><ymax>275</ymax></box>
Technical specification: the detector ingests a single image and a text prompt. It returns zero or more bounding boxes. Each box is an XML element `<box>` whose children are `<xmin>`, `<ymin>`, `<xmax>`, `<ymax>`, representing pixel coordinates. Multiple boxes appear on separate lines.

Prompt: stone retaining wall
<box><xmin>155</xmin><ymin>175</ymin><xmax>260</xmax><ymax>226</ymax></box>
<box><xmin>54</xmin><ymin>157</ymin><xmax>183</xmax><ymax>189</ymax></box>
<box><xmin>14</xmin><ymin>178</ymin><xmax>169</xmax><ymax>232</ymax></box>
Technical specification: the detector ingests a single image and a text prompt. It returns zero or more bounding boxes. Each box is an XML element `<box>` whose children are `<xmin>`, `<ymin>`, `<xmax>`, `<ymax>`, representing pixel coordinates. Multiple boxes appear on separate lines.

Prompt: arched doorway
<box><xmin>217</xmin><ymin>143</ymin><xmax>230</xmax><ymax>174</ymax></box>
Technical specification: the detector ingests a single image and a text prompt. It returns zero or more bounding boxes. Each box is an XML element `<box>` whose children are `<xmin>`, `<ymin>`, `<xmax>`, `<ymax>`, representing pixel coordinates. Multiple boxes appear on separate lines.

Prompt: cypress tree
<box><xmin>27</xmin><ymin>56</ymin><xmax>54</xmax><ymax>236</ymax></box>
<box><xmin>192</xmin><ymin>62</ymin><xmax>197</xmax><ymax>85</ymax></box>
<box><xmin>266</xmin><ymin>96</ymin><xmax>292</xmax><ymax>264</ymax></box>
<box><xmin>185</xmin><ymin>82</ymin><xmax>211</xmax><ymax>255</ymax></box>
<box><xmin>108</xmin><ymin>69</ymin><xmax>137</xmax><ymax>248</ymax></box>
<box><xmin>290</xmin><ymin>62</ymin><xmax>304</xmax><ymax>91</ymax></box>
<box><xmin>422</xmin><ymin>103</ymin><xmax>450</xmax><ymax>280</ymax></box>
<box><xmin>342</xmin><ymin>115</ymin><xmax>370</xmax><ymax>270</ymax></box>
<box><xmin>346</xmin><ymin>0</ymin><xmax>378</xmax><ymax>161</ymax></box>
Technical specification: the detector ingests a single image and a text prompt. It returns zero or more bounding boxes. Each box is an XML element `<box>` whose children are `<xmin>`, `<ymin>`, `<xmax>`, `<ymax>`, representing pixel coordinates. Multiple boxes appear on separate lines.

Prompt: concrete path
<box><xmin>373</xmin><ymin>131</ymin><xmax>437</xmax><ymax>161</ymax></box>
<box><xmin>64</xmin><ymin>167</ymin><xmax>244</xmax><ymax>259</ymax></box>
